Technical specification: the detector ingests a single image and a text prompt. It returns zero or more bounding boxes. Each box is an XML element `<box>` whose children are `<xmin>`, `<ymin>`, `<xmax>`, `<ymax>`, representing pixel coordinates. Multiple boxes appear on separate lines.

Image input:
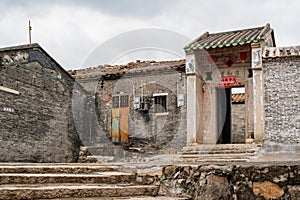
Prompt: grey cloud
<box><xmin>74</xmin><ymin>0</ymin><xmax>175</xmax><ymax>18</ymax></box>
<box><xmin>0</xmin><ymin>0</ymin><xmax>300</xmax><ymax>69</ymax></box>
<box><xmin>1</xmin><ymin>0</ymin><xmax>175</xmax><ymax>18</ymax></box>
<box><xmin>83</xmin><ymin>28</ymin><xmax>191</xmax><ymax>67</ymax></box>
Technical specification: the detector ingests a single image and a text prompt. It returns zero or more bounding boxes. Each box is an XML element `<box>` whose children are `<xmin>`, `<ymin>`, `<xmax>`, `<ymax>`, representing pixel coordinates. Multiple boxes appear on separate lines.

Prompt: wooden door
<box><xmin>111</xmin><ymin>95</ymin><xmax>129</xmax><ymax>143</ymax></box>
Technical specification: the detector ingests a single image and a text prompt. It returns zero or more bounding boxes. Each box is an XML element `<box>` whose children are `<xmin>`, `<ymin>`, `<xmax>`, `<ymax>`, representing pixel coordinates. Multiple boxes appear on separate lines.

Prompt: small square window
<box><xmin>206</xmin><ymin>71</ymin><xmax>213</xmax><ymax>80</ymax></box>
<box><xmin>248</xmin><ymin>69</ymin><xmax>253</xmax><ymax>78</ymax></box>
<box><xmin>154</xmin><ymin>95</ymin><xmax>167</xmax><ymax>113</ymax></box>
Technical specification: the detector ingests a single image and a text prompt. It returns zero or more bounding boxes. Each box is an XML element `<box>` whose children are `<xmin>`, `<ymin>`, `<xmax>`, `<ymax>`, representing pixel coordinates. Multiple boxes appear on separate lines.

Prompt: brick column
<box><xmin>251</xmin><ymin>43</ymin><xmax>265</xmax><ymax>143</ymax></box>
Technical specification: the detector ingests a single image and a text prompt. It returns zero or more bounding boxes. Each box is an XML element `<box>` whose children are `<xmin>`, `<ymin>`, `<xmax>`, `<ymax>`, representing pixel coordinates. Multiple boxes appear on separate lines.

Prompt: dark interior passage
<box><xmin>216</xmin><ymin>88</ymin><xmax>231</xmax><ymax>144</ymax></box>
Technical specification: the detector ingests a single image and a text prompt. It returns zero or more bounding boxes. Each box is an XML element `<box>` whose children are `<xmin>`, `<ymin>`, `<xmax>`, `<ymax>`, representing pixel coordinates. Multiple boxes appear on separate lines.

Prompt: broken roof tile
<box><xmin>68</xmin><ymin>59</ymin><xmax>186</xmax><ymax>79</ymax></box>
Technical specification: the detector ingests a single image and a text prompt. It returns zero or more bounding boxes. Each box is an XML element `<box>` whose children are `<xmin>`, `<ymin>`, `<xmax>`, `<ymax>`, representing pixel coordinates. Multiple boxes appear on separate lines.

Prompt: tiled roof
<box><xmin>185</xmin><ymin>24</ymin><xmax>273</xmax><ymax>51</ymax></box>
<box><xmin>68</xmin><ymin>59</ymin><xmax>185</xmax><ymax>79</ymax></box>
<box><xmin>232</xmin><ymin>93</ymin><xmax>245</xmax><ymax>103</ymax></box>
<box><xmin>0</xmin><ymin>43</ymin><xmax>40</xmax><ymax>52</ymax></box>
<box><xmin>263</xmin><ymin>46</ymin><xmax>300</xmax><ymax>58</ymax></box>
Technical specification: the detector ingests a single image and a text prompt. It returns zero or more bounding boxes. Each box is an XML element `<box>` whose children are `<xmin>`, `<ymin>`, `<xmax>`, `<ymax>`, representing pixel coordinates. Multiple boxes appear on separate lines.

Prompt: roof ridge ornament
<box><xmin>258</xmin><ymin>23</ymin><xmax>270</xmax><ymax>39</ymax></box>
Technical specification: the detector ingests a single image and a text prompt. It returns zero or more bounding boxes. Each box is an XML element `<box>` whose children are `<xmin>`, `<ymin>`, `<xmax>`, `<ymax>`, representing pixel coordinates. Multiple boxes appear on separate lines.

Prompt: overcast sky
<box><xmin>1</xmin><ymin>0</ymin><xmax>299</xmax><ymax>69</ymax></box>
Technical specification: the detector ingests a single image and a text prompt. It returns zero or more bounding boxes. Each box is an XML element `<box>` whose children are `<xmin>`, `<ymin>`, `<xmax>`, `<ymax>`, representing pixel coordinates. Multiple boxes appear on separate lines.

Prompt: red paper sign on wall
<box><xmin>218</xmin><ymin>75</ymin><xmax>240</xmax><ymax>87</ymax></box>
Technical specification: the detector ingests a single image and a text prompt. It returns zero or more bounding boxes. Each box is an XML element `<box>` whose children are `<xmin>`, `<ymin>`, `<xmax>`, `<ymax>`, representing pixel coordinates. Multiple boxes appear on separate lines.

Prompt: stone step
<box><xmin>47</xmin><ymin>196</ymin><xmax>188</xmax><ymax>199</ymax></box>
<box><xmin>178</xmin><ymin>152</ymin><xmax>255</xmax><ymax>163</ymax></box>
<box><xmin>182</xmin><ymin>144</ymin><xmax>260</xmax><ymax>151</ymax></box>
<box><xmin>179</xmin><ymin>153</ymin><xmax>255</xmax><ymax>159</ymax></box>
<box><xmin>0</xmin><ymin>172</ymin><xmax>136</xmax><ymax>185</ymax></box>
<box><xmin>180</xmin><ymin>149</ymin><xmax>257</xmax><ymax>155</ymax></box>
<box><xmin>0</xmin><ymin>184</ymin><xmax>159</xmax><ymax>200</ymax></box>
<box><xmin>177</xmin><ymin>158</ymin><xmax>249</xmax><ymax>163</ymax></box>
<box><xmin>0</xmin><ymin>165</ymin><xmax>115</xmax><ymax>174</ymax></box>
<box><xmin>180</xmin><ymin>144</ymin><xmax>260</xmax><ymax>158</ymax></box>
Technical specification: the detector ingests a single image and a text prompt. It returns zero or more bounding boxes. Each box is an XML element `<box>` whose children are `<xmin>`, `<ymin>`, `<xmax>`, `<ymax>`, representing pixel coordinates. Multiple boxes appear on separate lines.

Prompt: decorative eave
<box><xmin>263</xmin><ymin>46</ymin><xmax>300</xmax><ymax>58</ymax></box>
<box><xmin>184</xmin><ymin>23</ymin><xmax>273</xmax><ymax>52</ymax></box>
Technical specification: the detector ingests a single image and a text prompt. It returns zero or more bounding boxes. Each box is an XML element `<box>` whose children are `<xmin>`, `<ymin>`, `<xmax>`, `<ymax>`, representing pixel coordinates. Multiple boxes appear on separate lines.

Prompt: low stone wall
<box><xmin>160</xmin><ymin>165</ymin><xmax>300</xmax><ymax>200</ymax></box>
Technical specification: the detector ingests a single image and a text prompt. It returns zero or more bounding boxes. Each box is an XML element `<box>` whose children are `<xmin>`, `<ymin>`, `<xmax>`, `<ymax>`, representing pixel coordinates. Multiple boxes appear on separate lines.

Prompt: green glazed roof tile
<box><xmin>184</xmin><ymin>24</ymin><xmax>270</xmax><ymax>51</ymax></box>
<box><xmin>246</xmin><ymin>39</ymin><xmax>253</xmax><ymax>44</ymax></box>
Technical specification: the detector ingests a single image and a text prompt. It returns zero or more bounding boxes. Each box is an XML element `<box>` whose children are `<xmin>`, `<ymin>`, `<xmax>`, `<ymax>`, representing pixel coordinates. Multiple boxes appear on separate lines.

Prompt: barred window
<box><xmin>120</xmin><ymin>95</ymin><xmax>129</xmax><ymax>107</ymax></box>
<box><xmin>154</xmin><ymin>95</ymin><xmax>167</xmax><ymax>113</ymax></box>
<box><xmin>112</xmin><ymin>96</ymin><xmax>119</xmax><ymax>108</ymax></box>
<box><xmin>112</xmin><ymin>95</ymin><xmax>129</xmax><ymax>108</ymax></box>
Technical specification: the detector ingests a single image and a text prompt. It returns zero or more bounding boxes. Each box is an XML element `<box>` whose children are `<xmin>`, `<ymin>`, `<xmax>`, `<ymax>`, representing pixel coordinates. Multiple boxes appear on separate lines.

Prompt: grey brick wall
<box><xmin>231</xmin><ymin>103</ymin><xmax>246</xmax><ymax>143</ymax></box>
<box><xmin>263</xmin><ymin>57</ymin><xmax>300</xmax><ymax>144</ymax></box>
<box><xmin>0</xmin><ymin>47</ymin><xmax>82</xmax><ymax>162</ymax></box>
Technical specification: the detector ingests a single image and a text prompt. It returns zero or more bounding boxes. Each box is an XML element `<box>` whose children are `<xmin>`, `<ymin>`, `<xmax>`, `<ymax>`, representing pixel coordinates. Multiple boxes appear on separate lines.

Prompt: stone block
<box><xmin>253</xmin><ymin>181</ymin><xmax>284</xmax><ymax>199</ymax></box>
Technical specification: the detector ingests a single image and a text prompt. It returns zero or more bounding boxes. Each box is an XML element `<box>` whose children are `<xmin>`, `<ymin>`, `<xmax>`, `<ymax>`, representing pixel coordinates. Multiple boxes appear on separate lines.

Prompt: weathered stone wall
<box><xmin>263</xmin><ymin>56</ymin><xmax>300</xmax><ymax>144</ymax></box>
<box><xmin>95</xmin><ymin>69</ymin><xmax>187</xmax><ymax>152</ymax></box>
<box><xmin>71</xmin><ymin>82</ymin><xmax>94</xmax><ymax>147</ymax></box>
<box><xmin>231</xmin><ymin>103</ymin><xmax>246</xmax><ymax>143</ymax></box>
<box><xmin>0</xmin><ymin>45</ymin><xmax>82</xmax><ymax>162</ymax></box>
<box><xmin>75</xmin><ymin>66</ymin><xmax>187</xmax><ymax>158</ymax></box>
<box><xmin>160</xmin><ymin>165</ymin><xmax>300</xmax><ymax>200</ymax></box>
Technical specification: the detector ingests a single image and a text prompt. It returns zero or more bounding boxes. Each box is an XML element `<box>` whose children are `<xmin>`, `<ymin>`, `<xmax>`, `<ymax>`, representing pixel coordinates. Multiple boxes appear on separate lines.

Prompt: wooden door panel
<box><xmin>119</xmin><ymin>95</ymin><xmax>129</xmax><ymax>143</ymax></box>
<box><xmin>111</xmin><ymin>117</ymin><xmax>119</xmax><ymax>143</ymax></box>
<box><xmin>119</xmin><ymin>115</ymin><xmax>129</xmax><ymax>143</ymax></box>
<box><xmin>111</xmin><ymin>95</ymin><xmax>129</xmax><ymax>143</ymax></box>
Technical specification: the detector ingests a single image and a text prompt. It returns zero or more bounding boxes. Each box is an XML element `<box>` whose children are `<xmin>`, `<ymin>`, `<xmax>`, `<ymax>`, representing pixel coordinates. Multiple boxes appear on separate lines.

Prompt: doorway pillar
<box><xmin>186</xmin><ymin>54</ymin><xmax>203</xmax><ymax>145</ymax></box>
<box><xmin>251</xmin><ymin>43</ymin><xmax>265</xmax><ymax>143</ymax></box>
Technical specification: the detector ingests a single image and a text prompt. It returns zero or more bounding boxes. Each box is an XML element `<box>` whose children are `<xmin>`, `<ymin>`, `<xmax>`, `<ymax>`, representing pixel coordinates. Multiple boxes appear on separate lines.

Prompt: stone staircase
<box><xmin>0</xmin><ymin>164</ymin><xmax>165</xmax><ymax>199</ymax></box>
<box><xmin>178</xmin><ymin>144</ymin><xmax>261</xmax><ymax>164</ymax></box>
